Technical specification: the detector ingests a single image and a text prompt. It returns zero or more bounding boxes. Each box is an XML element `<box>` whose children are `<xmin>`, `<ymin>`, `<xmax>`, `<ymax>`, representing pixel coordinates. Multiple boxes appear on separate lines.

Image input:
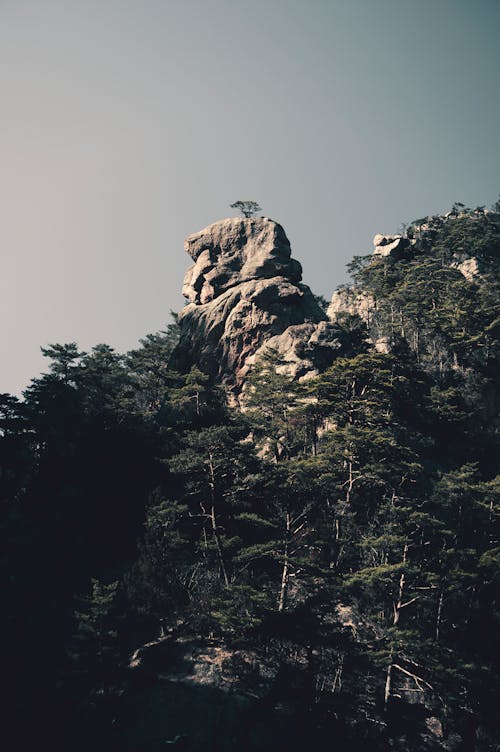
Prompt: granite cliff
<box><xmin>170</xmin><ymin>217</ymin><xmax>346</xmax><ymax>390</ymax></box>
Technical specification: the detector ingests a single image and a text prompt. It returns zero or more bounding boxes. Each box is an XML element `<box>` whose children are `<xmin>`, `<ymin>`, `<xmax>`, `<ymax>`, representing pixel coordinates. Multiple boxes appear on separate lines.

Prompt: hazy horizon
<box><xmin>1</xmin><ymin>0</ymin><xmax>499</xmax><ymax>395</ymax></box>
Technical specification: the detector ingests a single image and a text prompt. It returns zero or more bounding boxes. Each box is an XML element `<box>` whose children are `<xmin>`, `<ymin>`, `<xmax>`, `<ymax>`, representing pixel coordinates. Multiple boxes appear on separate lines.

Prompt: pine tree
<box><xmin>70</xmin><ymin>579</ymin><xmax>121</xmax><ymax>678</ymax></box>
<box><xmin>245</xmin><ymin>348</ymin><xmax>299</xmax><ymax>461</ymax></box>
<box><xmin>126</xmin><ymin>498</ymin><xmax>191</xmax><ymax>635</ymax></box>
<box><xmin>126</xmin><ymin>322</ymin><xmax>180</xmax><ymax>413</ymax></box>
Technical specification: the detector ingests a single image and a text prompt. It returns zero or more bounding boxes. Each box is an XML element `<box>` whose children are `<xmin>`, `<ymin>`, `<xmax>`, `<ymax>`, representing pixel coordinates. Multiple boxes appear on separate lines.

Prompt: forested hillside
<box><xmin>1</xmin><ymin>202</ymin><xmax>499</xmax><ymax>751</ymax></box>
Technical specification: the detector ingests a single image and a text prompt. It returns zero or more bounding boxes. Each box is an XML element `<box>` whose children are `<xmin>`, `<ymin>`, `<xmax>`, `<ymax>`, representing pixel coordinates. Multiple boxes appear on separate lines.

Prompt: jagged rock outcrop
<box><xmin>170</xmin><ymin>217</ymin><xmax>346</xmax><ymax>389</ymax></box>
<box><xmin>373</xmin><ymin>233</ymin><xmax>416</xmax><ymax>258</ymax></box>
<box><xmin>181</xmin><ymin>217</ymin><xmax>302</xmax><ymax>304</ymax></box>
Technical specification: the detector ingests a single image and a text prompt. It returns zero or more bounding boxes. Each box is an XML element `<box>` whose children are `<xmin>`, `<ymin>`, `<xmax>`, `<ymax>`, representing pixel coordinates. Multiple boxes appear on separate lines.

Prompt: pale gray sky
<box><xmin>1</xmin><ymin>0</ymin><xmax>499</xmax><ymax>394</ymax></box>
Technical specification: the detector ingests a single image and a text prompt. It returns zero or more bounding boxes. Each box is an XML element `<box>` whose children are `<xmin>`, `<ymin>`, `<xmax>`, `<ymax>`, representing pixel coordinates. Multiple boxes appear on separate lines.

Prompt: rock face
<box><xmin>373</xmin><ymin>233</ymin><xmax>415</xmax><ymax>258</ymax></box>
<box><xmin>328</xmin><ymin>287</ymin><xmax>375</xmax><ymax>325</ymax></box>
<box><xmin>170</xmin><ymin>217</ymin><xmax>345</xmax><ymax>389</ymax></box>
<box><xmin>182</xmin><ymin>218</ymin><xmax>302</xmax><ymax>304</ymax></box>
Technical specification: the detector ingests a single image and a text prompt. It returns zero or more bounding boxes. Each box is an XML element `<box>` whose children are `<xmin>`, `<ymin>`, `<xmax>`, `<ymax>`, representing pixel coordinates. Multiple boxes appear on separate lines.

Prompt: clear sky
<box><xmin>1</xmin><ymin>0</ymin><xmax>499</xmax><ymax>394</ymax></box>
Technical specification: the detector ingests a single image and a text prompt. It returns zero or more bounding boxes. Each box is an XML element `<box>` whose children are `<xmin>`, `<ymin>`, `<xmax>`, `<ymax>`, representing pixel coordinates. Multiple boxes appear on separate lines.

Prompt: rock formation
<box><xmin>170</xmin><ymin>217</ymin><xmax>346</xmax><ymax>389</ymax></box>
<box><xmin>373</xmin><ymin>232</ymin><xmax>416</xmax><ymax>258</ymax></box>
<box><xmin>450</xmin><ymin>255</ymin><xmax>480</xmax><ymax>281</ymax></box>
<box><xmin>327</xmin><ymin>287</ymin><xmax>375</xmax><ymax>325</ymax></box>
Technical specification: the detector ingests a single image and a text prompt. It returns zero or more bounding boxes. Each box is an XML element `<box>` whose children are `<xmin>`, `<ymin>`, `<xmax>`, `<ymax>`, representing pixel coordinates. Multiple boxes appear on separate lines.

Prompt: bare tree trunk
<box><xmin>210</xmin><ymin>505</ymin><xmax>229</xmax><ymax>588</ymax></box>
<box><xmin>332</xmin><ymin>460</ymin><xmax>354</xmax><ymax>569</ymax></box>
<box><xmin>392</xmin><ymin>541</ymin><xmax>408</xmax><ymax>626</ymax></box>
<box><xmin>200</xmin><ymin>522</ymin><xmax>209</xmax><ymax>557</ymax></box>
<box><xmin>332</xmin><ymin>654</ymin><xmax>344</xmax><ymax>692</ymax></box>
<box><xmin>384</xmin><ymin>658</ymin><xmax>393</xmax><ymax>707</ymax></box>
<box><xmin>385</xmin><ymin>541</ymin><xmax>409</xmax><ymax>706</ymax></box>
<box><xmin>348</xmin><ymin>380</ymin><xmax>356</xmax><ymax>424</ymax></box>
<box><xmin>346</xmin><ymin>460</ymin><xmax>354</xmax><ymax>505</ymax></box>
<box><xmin>312</xmin><ymin>414</ymin><xmax>318</xmax><ymax>457</ymax></box>
<box><xmin>208</xmin><ymin>453</ymin><xmax>229</xmax><ymax>588</ymax></box>
<box><xmin>414</xmin><ymin>328</ymin><xmax>420</xmax><ymax>362</ymax></box>
<box><xmin>283</xmin><ymin>407</ymin><xmax>289</xmax><ymax>455</ymax></box>
<box><xmin>435</xmin><ymin>590</ymin><xmax>444</xmax><ymax>642</ymax></box>
<box><xmin>278</xmin><ymin>511</ymin><xmax>291</xmax><ymax>611</ymax></box>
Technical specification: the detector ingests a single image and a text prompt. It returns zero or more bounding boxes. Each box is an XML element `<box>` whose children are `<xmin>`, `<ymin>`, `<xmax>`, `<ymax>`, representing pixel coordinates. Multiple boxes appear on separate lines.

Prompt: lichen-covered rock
<box><xmin>171</xmin><ymin>217</ymin><xmax>345</xmax><ymax>389</ymax></box>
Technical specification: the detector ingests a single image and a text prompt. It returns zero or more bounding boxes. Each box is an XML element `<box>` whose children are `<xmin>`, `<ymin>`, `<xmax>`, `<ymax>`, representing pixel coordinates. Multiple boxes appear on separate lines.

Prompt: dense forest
<box><xmin>1</xmin><ymin>202</ymin><xmax>499</xmax><ymax>751</ymax></box>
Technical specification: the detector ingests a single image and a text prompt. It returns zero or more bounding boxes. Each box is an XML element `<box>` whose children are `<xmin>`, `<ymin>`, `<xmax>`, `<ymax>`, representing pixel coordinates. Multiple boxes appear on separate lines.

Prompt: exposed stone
<box><xmin>374</xmin><ymin>336</ymin><xmax>391</xmax><ymax>354</ymax></box>
<box><xmin>129</xmin><ymin>633</ymin><xmax>280</xmax><ymax>698</ymax></box>
<box><xmin>425</xmin><ymin>717</ymin><xmax>444</xmax><ymax>739</ymax></box>
<box><xmin>373</xmin><ymin>233</ymin><xmax>415</xmax><ymax>258</ymax></box>
<box><xmin>450</xmin><ymin>256</ymin><xmax>480</xmax><ymax>281</ymax></box>
<box><xmin>182</xmin><ymin>217</ymin><xmax>301</xmax><ymax>304</ymax></box>
<box><xmin>171</xmin><ymin>217</ymin><xmax>346</xmax><ymax>390</ymax></box>
<box><xmin>328</xmin><ymin>287</ymin><xmax>376</xmax><ymax>325</ymax></box>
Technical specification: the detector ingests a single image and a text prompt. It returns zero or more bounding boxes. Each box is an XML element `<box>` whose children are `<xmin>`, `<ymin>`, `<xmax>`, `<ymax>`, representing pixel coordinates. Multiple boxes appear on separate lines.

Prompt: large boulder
<box><xmin>182</xmin><ymin>217</ymin><xmax>302</xmax><ymax>304</ymax></box>
<box><xmin>170</xmin><ymin>217</ymin><xmax>345</xmax><ymax>389</ymax></box>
